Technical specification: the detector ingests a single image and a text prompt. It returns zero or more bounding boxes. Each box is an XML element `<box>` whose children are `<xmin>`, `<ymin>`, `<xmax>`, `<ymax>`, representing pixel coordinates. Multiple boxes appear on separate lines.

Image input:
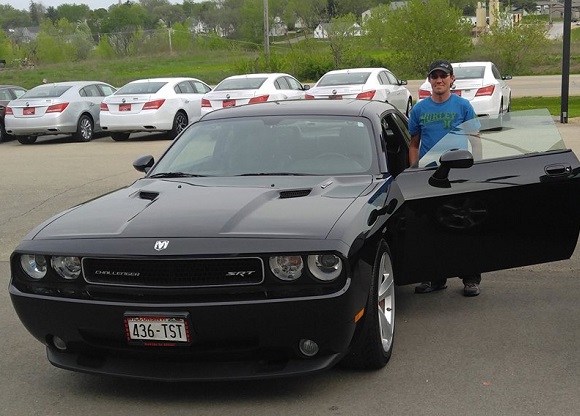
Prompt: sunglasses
<box><xmin>430</xmin><ymin>72</ymin><xmax>450</xmax><ymax>80</ymax></box>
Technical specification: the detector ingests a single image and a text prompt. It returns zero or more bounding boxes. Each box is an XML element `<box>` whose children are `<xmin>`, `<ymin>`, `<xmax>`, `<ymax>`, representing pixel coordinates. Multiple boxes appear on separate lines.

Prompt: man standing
<box><xmin>408</xmin><ymin>59</ymin><xmax>482</xmax><ymax>297</ymax></box>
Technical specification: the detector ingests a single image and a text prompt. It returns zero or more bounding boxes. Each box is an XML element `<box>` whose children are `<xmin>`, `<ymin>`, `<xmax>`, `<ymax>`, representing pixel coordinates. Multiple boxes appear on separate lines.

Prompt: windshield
<box><xmin>23</xmin><ymin>85</ymin><xmax>71</xmax><ymax>98</ymax></box>
<box><xmin>150</xmin><ymin>115</ymin><xmax>376</xmax><ymax>177</ymax></box>
<box><xmin>116</xmin><ymin>82</ymin><xmax>166</xmax><ymax>95</ymax></box>
<box><xmin>318</xmin><ymin>72</ymin><xmax>371</xmax><ymax>86</ymax></box>
<box><xmin>417</xmin><ymin>109</ymin><xmax>567</xmax><ymax>168</ymax></box>
<box><xmin>215</xmin><ymin>78</ymin><xmax>267</xmax><ymax>91</ymax></box>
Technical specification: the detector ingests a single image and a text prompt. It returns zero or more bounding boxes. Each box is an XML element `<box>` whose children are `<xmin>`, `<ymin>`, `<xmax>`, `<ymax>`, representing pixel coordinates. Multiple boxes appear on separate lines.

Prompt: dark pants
<box><xmin>433</xmin><ymin>274</ymin><xmax>481</xmax><ymax>286</ymax></box>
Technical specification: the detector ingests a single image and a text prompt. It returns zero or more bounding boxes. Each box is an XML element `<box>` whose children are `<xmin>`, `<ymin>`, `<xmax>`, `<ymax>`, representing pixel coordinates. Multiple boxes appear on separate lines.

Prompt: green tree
<box><xmin>0</xmin><ymin>5</ymin><xmax>33</xmax><ymax>29</ymax></box>
<box><xmin>100</xmin><ymin>3</ymin><xmax>150</xmax><ymax>55</ymax></box>
<box><xmin>284</xmin><ymin>0</ymin><xmax>326</xmax><ymax>32</ymax></box>
<box><xmin>476</xmin><ymin>12</ymin><xmax>550</xmax><ymax>74</ymax></box>
<box><xmin>29</xmin><ymin>1</ymin><xmax>46</xmax><ymax>26</ymax></box>
<box><xmin>326</xmin><ymin>13</ymin><xmax>362</xmax><ymax>67</ymax></box>
<box><xmin>362</xmin><ymin>3</ymin><xmax>389</xmax><ymax>47</ymax></box>
<box><xmin>380</xmin><ymin>0</ymin><xmax>473</xmax><ymax>76</ymax></box>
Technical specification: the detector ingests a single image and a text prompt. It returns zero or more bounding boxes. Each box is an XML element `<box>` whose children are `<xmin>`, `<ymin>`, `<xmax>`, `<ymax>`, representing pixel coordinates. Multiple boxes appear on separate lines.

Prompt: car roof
<box><xmin>36</xmin><ymin>81</ymin><xmax>109</xmax><ymax>87</ymax></box>
<box><xmin>199</xmin><ymin>98</ymin><xmax>398</xmax><ymax>121</ymax></box>
<box><xmin>128</xmin><ymin>77</ymin><xmax>201</xmax><ymax>83</ymax></box>
<box><xmin>452</xmin><ymin>61</ymin><xmax>492</xmax><ymax>67</ymax></box>
<box><xmin>223</xmin><ymin>73</ymin><xmax>292</xmax><ymax>79</ymax></box>
<box><xmin>0</xmin><ymin>85</ymin><xmax>26</xmax><ymax>89</ymax></box>
<box><xmin>325</xmin><ymin>68</ymin><xmax>385</xmax><ymax>74</ymax></box>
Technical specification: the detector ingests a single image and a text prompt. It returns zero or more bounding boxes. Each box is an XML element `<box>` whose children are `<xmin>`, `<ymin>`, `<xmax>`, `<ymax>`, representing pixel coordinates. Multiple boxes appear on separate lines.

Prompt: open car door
<box><xmin>388</xmin><ymin>109</ymin><xmax>580</xmax><ymax>285</ymax></box>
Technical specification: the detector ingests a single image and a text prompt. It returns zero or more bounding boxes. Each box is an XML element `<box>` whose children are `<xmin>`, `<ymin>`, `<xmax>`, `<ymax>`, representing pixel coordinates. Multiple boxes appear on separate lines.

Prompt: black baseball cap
<box><xmin>428</xmin><ymin>59</ymin><xmax>453</xmax><ymax>75</ymax></box>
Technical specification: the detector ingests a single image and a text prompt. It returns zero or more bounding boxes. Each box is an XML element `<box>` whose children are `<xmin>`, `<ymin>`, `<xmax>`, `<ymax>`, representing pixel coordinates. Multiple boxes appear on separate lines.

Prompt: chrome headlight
<box><xmin>20</xmin><ymin>254</ymin><xmax>47</xmax><ymax>280</ymax></box>
<box><xmin>269</xmin><ymin>256</ymin><xmax>304</xmax><ymax>281</ymax></box>
<box><xmin>51</xmin><ymin>256</ymin><xmax>82</xmax><ymax>280</ymax></box>
<box><xmin>307</xmin><ymin>254</ymin><xmax>342</xmax><ymax>282</ymax></box>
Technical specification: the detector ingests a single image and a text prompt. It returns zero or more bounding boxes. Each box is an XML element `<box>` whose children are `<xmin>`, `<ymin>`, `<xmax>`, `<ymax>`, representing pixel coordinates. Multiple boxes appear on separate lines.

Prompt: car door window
<box><xmin>81</xmin><ymin>85</ymin><xmax>101</xmax><ymax>97</ymax></box>
<box><xmin>285</xmin><ymin>77</ymin><xmax>302</xmax><ymax>90</ymax></box>
<box><xmin>377</xmin><ymin>72</ymin><xmax>389</xmax><ymax>85</ymax></box>
<box><xmin>176</xmin><ymin>81</ymin><xmax>195</xmax><ymax>94</ymax></box>
<box><xmin>492</xmin><ymin>65</ymin><xmax>501</xmax><ymax>80</ymax></box>
<box><xmin>380</xmin><ymin>112</ymin><xmax>410</xmax><ymax>177</ymax></box>
<box><xmin>0</xmin><ymin>89</ymin><xmax>10</xmax><ymax>100</ymax></box>
<box><xmin>98</xmin><ymin>84</ymin><xmax>116</xmax><ymax>97</ymax></box>
<box><xmin>191</xmin><ymin>81</ymin><xmax>211</xmax><ymax>94</ymax></box>
<box><xmin>275</xmin><ymin>77</ymin><xmax>290</xmax><ymax>90</ymax></box>
<box><xmin>384</xmin><ymin>71</ymin><xmax>398</xmax><ymax>85</ymax></box>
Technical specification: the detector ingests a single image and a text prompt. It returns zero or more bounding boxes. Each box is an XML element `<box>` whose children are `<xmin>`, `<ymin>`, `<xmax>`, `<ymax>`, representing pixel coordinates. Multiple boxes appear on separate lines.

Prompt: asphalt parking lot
<box><xmin>1</xmin><ymin>125</ymin><xmax>579</xmax><ymax>416</ymax></box>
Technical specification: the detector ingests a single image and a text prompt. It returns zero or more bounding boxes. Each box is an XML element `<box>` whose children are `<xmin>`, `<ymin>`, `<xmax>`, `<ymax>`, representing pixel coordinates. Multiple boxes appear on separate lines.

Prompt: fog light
<box><xmin>299</xmin><ymin>339</ymin><xmax>319</xmax><ymax>357</ymax></box>
<box><xmin>52</xmin><ymin>336</ymin><xmax>67</xmax><ymax>351</ymax></box>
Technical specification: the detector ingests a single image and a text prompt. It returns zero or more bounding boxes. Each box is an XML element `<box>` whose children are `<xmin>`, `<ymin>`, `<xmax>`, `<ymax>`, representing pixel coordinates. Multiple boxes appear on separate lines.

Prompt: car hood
<box><xmin>31</xmin><ymin>176</ymin><xmax>374</xmax><ymax>241</ymax></box>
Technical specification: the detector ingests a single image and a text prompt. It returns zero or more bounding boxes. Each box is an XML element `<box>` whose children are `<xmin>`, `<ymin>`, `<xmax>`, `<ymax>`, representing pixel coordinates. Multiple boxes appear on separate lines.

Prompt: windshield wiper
<box><xmin>149</xmin><ymin>172</ymin><xmax>207</xmax><ymax>178</ymax></box>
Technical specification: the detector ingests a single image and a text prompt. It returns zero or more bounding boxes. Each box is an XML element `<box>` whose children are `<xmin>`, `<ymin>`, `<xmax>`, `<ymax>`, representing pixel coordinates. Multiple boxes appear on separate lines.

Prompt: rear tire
<box><xmin>169</xmin><ymin>111</ymin><xmax>188</xmax><ymax>139</ymax></box>
<box><xmin>110</xmin><ymin>132</ymin><xmax>130</xmax><ymax>141</ymax></box>
<box><xmin>0</xmin><ymin>121</ymin><xmax>8</xmax><ymax>142</ymax></box>
<box><xmin>73</xmin><ymin>114</ymin><xmax>94</xmax><ymax>142</ymax></box>
<box><xmin>341</xmin><ymin>240</ymin><xmax>395</xmax><ymax>370</ymax></box>
<box><xmin>17</xmin><ymin>135</ymin><xmax>37</xmax><ymax>145</ymax></box>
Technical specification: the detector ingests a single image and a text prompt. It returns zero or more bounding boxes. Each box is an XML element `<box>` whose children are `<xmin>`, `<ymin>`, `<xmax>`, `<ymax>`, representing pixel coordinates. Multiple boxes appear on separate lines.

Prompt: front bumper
<box><xmin>10</xmin><ymin>276</ymin><xmax>367</xmax><ymax>381</ymax></box>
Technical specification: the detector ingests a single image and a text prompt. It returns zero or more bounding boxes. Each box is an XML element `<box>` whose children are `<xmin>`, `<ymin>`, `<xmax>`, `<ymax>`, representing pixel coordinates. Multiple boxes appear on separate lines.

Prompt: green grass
<box><xmin>511</xmin><ymin>96</ymin><xmax>580</xmax><ymax>118</ymax></box>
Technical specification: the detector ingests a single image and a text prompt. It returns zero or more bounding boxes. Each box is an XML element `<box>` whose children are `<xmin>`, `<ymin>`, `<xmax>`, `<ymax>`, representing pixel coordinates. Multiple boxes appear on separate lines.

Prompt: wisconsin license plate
<box><xmin>329</xmin><ymin>95</ymin><xmax>342</xmax><ymax>100</ymax></box>
<box><xmin>124</xmin><ymin>313</ymin><xmax>191</xmax><ymax>346</ymax></box>
<box><xmin>223</xmin><ymin>99</ymin><xmax>236</xmax><ymax>107</ymax></box>
<box><xmin>119</xmin><ymin>103</ymin><xmax>131</xmax><ymax>111</ymax></box>
<box><xmin>23</xmin><ymin>107</ymin><xmax>35</xmax><ymax>115</ymax></box>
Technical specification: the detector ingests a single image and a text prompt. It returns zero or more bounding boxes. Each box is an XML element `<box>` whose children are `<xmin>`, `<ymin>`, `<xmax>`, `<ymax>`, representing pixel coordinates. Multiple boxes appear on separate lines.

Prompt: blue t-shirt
<box><xmin>408</xmin><ymin>94</ymin><xmax>479</xmax><ymax>158</ymax></box>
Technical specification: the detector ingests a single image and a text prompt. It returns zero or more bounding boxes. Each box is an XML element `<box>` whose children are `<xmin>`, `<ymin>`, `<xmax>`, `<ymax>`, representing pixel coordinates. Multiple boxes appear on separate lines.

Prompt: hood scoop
<box><xmin>138</xmin><ymin>191</ymin><xmax>159</xmax><ymax>201</ymax></box>
<box><xmin>279</xmin><ymin>189</ymin><xmax>311</xmax><ymax>199</ymax></box>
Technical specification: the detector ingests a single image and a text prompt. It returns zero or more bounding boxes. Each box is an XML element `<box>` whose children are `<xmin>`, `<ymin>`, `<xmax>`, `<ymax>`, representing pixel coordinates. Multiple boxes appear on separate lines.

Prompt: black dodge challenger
<box><xmin>9</xmin><ymin>100</ymin><xmax>580</xmax><ymax>381</ymax></box>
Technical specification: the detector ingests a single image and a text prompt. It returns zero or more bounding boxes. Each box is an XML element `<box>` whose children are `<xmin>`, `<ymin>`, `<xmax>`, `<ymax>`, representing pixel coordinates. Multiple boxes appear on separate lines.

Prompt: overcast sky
<box><xmin>1</xmin><ymin>0</ymin><xmax>200</xmax><ymax>12</ymax></box>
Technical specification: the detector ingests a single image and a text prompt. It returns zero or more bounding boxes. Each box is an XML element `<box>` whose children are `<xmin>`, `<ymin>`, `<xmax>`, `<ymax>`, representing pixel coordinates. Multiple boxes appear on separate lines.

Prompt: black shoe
<box><xmin>463</xmin><ymin>282</ymin><xmax>480</xmax><ymax>297</ymax></box>
<box><xmin>415</xmin><ymin>281</ymin><xmax>447</xmax><ymax>294</ymax></box>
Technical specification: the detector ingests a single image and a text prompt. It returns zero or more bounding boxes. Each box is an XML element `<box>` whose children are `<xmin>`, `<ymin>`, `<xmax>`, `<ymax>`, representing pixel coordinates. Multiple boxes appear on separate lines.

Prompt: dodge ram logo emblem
<box><xmin>154</xmin><ymin>240</ymin><xmax>169</xmax><ymax>251</ymax></box>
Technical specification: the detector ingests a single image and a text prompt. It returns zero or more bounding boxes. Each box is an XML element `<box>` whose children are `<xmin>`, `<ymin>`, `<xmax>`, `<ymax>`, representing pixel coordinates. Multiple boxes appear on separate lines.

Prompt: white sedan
<box><xmin>418</xmin><ymin>61</ymin><xmax>512</xmax><ymax>122</ymax></box>
<box><xmin>305</xmin><ymin>68</ymin><xmax>413</xmax><ymax>116</ymax></box>
<box><xmin>200</xmin><ymin>73</ymin><xmax>309</xmax><ymax>115</ymax></box>
<box><xmin>100</xmin><ymin>77</ymin><xmax>211</xmax><ymax>141</ymax></box>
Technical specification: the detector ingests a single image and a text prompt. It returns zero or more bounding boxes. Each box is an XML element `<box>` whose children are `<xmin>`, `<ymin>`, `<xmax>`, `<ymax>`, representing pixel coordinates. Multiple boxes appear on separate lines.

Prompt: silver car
<box><xmin>5</xmin><ymin>81</ymin><xmax>117</xmax><ymax>144</ymax></box>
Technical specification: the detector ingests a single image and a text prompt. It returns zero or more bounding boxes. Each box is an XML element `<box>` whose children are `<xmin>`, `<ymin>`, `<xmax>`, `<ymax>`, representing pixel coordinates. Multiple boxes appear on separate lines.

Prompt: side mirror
<box><xmin>303</xmin><ymin>84</ymin><xmax>310</xmax><ymax>91</ymax></box>
<box><xmin>133</xmin><ymin>154</ymin><xmax>155</xmax><ymax>173</ymax></box>
<box><xmin>399</xmin><ymin>80</ymin><xmax>408</xmax><ymax>85</ymax></box>
<box><xmin>429</xmin><ymin>149</ymin><xmax>473</xmax><ymax>188</ymax></box>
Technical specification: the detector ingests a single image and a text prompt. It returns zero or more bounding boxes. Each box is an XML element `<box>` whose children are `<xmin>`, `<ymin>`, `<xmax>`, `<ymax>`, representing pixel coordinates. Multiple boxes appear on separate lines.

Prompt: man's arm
<box><xmin>409</xmin><ymin>134</ymin><xmax>420</xmax><ymax>166</ymax></box>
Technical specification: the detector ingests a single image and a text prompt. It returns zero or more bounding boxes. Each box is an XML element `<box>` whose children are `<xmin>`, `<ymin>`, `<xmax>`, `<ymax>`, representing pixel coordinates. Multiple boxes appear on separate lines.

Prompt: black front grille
<box><xmin>82</xmin><ymin>257</ymin><xmax>264</xmax><ymax>288</ymax></box>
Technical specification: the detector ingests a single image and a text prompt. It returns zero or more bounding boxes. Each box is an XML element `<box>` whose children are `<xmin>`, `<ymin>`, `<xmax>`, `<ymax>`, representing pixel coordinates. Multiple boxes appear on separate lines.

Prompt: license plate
<box><xmin>119</xmin><ymin>103</ymin><xmax>131</xmax><ymax>111</ymax></box>
<box><xmin>223</xmin><ymin>99</ymin><xmax>236</xmax><ymax>107</ymax></box>
<box><xmin>124</xmin><ymin>313</ymin><xmax>191</xmax><ymax>346</ymax></box>
<box><xmin>329</xmin><ymin>95</ymin><xmax>342</xmax><ymax>100</ymax></box>
<box><xmin>452</xmin><ymin>90</ymin><xmax>462</xmax><ymax>96</ymax></box>
<box><xmin>23</xmin><ymin>107</ymin><xmax>35</xmax><ymax>115</ymax></box>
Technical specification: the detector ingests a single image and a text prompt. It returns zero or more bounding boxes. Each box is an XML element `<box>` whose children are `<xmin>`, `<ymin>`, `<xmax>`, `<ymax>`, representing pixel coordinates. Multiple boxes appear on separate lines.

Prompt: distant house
<box><xmin>313</xmin><ymin>23</ymin><xmax>330</xmax><ymax>39</ymax></box>
<box><xmin>313</xmin><ymin>22</ymin><xmax>361</xmax><ymax>39</ymax></box>
<box><xmin>8</xmin><ymin>26</ymin><xmax>40</xmax><ymax>43</ymax></box>
<box><xmin>362</xmin><ymin>1</ymin><xmax>408</xmax><ymax>21</ymax></box>
<box><xmin>269</xmin><ymin>16</ymin><xmax>288</xmax><ymax>37</ymax></box>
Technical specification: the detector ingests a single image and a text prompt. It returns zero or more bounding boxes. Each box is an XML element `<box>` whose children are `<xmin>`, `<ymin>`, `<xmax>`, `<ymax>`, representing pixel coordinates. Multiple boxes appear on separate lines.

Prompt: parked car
<box><xmin>418</xmin><ymin>61</ymin><xmax>512</xmax><ymax>124</ymax></box>
<box><xmin>0</xmin><ymin>84</ymin><xmax>27</xmax><ymax>142</ymax></box>
<box><xmin>200</xmin><ymin>73</ymin><xmax>309</xmax><ymax>115</ymax></box>
<box><xmin>305</xmin><ymin>67</ymin><xmax>413</xmax><ymax>116</ymax></box>
<box><xmin>100</xmin><ymin>77</ymin><xmax>212</xmax><ymax>141</ymax></box>
<box><xmin>9</xmin><ymin>101</ymin><xmax>580</xmax><ymax>381</ymax></box>
<box><xmin>5</xmin><ymin>81</ymin><xmax>116</xmax><ymax>144</ymax></box>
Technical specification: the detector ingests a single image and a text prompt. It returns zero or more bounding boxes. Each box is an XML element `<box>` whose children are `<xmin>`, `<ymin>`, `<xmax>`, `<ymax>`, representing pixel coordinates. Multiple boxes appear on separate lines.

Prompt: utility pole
<box><xmin>561</xmin><ymin>0</ymin><xmax>571</xmax><ymax>123</ymax></box>
<box><xmin>264</xmin><ymin>0</ymin><xmax>270</xmax><ymax>62</ymax></box>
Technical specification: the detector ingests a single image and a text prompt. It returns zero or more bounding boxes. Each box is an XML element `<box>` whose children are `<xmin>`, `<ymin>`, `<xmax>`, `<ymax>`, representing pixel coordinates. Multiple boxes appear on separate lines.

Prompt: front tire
<box><xmin>341</xmin><ymin>240</ymin><xmax>395</xmax><ymax>369</ymax></box>
<box><xmin>169</xmin><ymin>111</ymin><xmax>188</xmax><ymax>139</ymax></box>
<box><xmin>17</xmin><ymin>135</ymin><xmax>37</xmax><ymax>145</ymax></box>
<box><xmin>73</xmin><ymin>114</ymin><xmax>94</xmax><ymax>142</ymax></box>
<box><xmin>110</xmin><ymin>132</ymin><xmax>130</xmax><ymax>141</ymax></box>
